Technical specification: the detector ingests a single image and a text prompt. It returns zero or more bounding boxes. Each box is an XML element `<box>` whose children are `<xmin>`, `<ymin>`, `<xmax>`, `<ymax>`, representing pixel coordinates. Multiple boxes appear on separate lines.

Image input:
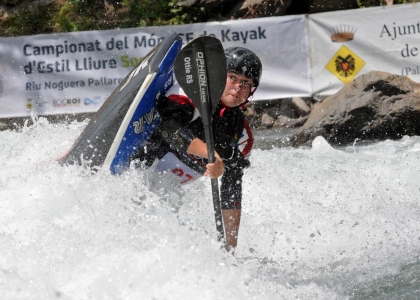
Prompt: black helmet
<box><xmin>225</xmin><ymin>47</ymin><xmax>262</xmax><ymax>88</ymax></box>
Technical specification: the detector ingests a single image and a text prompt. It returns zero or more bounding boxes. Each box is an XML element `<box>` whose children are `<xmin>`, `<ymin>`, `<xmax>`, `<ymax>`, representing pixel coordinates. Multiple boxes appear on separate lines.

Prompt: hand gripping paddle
<box><xmin>173</xmin><ymin>36</ymin><xmax>227</xmax><ymax>243</ymax></box>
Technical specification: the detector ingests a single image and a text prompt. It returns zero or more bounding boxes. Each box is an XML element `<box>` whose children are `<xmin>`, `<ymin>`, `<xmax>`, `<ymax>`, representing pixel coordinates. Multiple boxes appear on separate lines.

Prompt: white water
<box><xmin>1</xmin><ymin>117</ymin><xmax>420</xmax><ymax>299</ymax></box>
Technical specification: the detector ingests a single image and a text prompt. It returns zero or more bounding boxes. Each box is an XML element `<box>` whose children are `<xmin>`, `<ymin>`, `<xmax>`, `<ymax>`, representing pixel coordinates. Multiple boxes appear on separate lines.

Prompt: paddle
<box><xmin>173</xmin><ymin>36</ymin><xmax>227</xmax><ymax>243</ymax></box>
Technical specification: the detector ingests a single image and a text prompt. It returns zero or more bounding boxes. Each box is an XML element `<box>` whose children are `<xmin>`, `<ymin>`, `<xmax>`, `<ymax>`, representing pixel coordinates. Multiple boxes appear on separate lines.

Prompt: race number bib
<box><xmin>155</xmin><ymin>152</ymin><xmax>202</xmax><ymax>184</ymax></box>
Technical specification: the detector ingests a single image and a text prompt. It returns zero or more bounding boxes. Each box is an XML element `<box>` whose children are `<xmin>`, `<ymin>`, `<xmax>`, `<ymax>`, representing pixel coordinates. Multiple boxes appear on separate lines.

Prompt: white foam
<box><xmin>1</xmin><ymin>118</ymin><xmax>420</xmax><ymax>299</ymax></box>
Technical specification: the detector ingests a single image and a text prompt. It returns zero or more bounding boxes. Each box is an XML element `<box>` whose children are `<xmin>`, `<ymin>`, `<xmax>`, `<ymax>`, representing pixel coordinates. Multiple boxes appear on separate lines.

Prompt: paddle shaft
<box><xmin>191</xmin><ymin>41</ymin><xmax>225</xmax><ymax>242</ymax></box>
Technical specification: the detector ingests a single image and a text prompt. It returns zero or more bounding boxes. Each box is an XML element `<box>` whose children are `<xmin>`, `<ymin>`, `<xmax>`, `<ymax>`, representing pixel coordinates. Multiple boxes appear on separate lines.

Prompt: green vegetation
<box><xmin>0</xmin><ymin>0</ymin><xmax>205</xmax><ymax>37</ymax></box>
<box><xmin>1</xmin><ymin>2</ymin><xmax>56</xmax><ymax>36</ymax></box>
<box><xmin>2</xmin><ymin>0</ymin><xmax>420</xmax><ymax>37</ymax></box>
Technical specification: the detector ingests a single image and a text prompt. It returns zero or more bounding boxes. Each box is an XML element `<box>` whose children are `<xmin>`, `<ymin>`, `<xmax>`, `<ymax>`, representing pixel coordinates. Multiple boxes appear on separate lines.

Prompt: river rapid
<box><xmin>1</xmin><ymin>118</ymin><xmax>420</xmax><ymax>299</ymax></box>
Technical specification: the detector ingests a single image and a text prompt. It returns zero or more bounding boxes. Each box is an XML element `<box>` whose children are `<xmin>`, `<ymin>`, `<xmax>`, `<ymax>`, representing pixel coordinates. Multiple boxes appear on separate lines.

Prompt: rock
<box><xmin>261</xmin><ymin>113</ymin><xmax>274</xmax><ymax>126</ymax></box>
<box><xmin>243</xmin><ymin>98</ymin><xmax>313</xmax><ymax>129</ymax></box>
<box><xmin>273</xmin><ymin>115</ymin><xmax>309</xmax><ymax>128</ymax></box>
<box><xmin>278</xmin><ymin>98</ymin><xmax>299</xmax><ymax>119</ymax></box>
<box><xmin>291</xmin><ymin>97</ymin><xmax>311</xmax><ymax>117</ymax></box>
<box><xmin>290</xmin><ymin>71</ymin><xmax>420</xmax><ymax>146</ymax></box>
<box><xmin>0</xmin><ymin>122</ymin><xmax>7</xmax><ymax>131</ymax></box>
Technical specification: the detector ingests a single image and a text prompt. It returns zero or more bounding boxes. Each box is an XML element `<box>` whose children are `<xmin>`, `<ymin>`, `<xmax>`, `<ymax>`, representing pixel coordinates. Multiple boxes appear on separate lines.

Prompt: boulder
<box><xmin>244</xmin><ymin>98</ymin><xmax>314</xmax><ymax>130</ymax></box>
<box><xmin>273</xmin><ymin>115</ymin><xmax>309</xmax><ymax>128</ymax></box>
<box><xmin>261</xmin><ymin>113</ymin><xmax>274</xmax><ymax>126</ymax></box>
<box><xmin>290</xmin><ymin>71</ymin><xmax>420</xmax><ymax>146</ymax></box>
<box><xmin>291</xmin><ymin>97</ymin><xmax>311</xmax><ymax>116</ymax></box>
<box><xmin>0</xmin><ymin>122</ymin><xmax>7</xmax><ymax>131</ymax></box>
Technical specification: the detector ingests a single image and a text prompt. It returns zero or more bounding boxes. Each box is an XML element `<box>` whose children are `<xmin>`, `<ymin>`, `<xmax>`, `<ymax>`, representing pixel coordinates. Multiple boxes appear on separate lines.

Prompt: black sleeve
<box><xmin>213</xmin><ymin>132</ymin><xmax>238</xmax><ymax>160</ymax></box>
<box><xmin>156</xmin><ymin>95</ymin><xmax>197</xmax><ymax>152</ymax></box>
<box><xmin>211</xmin><ymin>108</ymin><xmax>245</xmax><ymax>160</ymax></box>
<box><xmin>216</xmin><ymin>110</ymin><xmax>251</xmax><ymax>209</ymax></box>
<box><xmin>158</xmin><ymin>119</ymin><xmax>195</xmax><ymax>152</ymax></box>
<box><xmin>156</xmin><ymin>95</ymin><xmax>194</xmax><ymax>125</ymax></box>
<box><xmin>219</xmin><ymin>149</ymin><xmax>251</xmax><ymax>210</ymax></box>
<box><xmin>220</xmin><ymin>164</ymin><xmax>244</xmax><ymax>210</ymax></box>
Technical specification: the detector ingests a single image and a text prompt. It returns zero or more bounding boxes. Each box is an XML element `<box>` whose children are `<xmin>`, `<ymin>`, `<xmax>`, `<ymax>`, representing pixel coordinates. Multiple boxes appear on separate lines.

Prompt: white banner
<box><xmin>308</xmin><ymin>4</ymin><xmax>420</xmax><ymax>99</ymax></box>
<box><xmin>0</xmin><ymin>15</ymin><xmax>310</xmax><ymax>118</ymax></box>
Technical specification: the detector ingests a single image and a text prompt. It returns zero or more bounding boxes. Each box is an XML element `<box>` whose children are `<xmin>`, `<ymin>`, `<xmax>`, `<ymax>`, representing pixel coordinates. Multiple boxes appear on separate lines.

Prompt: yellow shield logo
<box><xmin>326</xmin><ymin>45</ymin><xmax>365</xmax><ymax>84</ymax></box>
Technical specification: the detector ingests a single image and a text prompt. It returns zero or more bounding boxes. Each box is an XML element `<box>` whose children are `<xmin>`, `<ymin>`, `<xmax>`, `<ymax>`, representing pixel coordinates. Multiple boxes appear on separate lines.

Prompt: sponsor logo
<box><xmin>184</xmin><ymin>56</ymin><xmax>193</xmax><ymax>84</ymax></box>
<box><xmin>26</xmin><ymin>97</ymin><xmax>33</xmax><ymax>110</ymax></box>
<box><xmin>327</xmin><ymin>24</ymin><xmax>356</xmax><ymax>43</ymax></box>
<box><xmin>52</xmin><ymin>97</ymin><xmax>81</xmax><ymax>107</ymax></box>
<box><xmin>84</xmin><ymin>96</ymin><xmax>102</xmax><ymax>105</ymax></box>
<box><xmin>26</xmin><ymin>97</ymin><xmax>48</xmax><ymax>111</ymax></box>
<box><xmin>196</xmin><ymin>51</ymin><xmax>208</xmax><ymax>104</ymax></box>
<box><xmin>325</xmin><ymin>45</ymin><xmax>365</xmax><ymax>84</ymax></box>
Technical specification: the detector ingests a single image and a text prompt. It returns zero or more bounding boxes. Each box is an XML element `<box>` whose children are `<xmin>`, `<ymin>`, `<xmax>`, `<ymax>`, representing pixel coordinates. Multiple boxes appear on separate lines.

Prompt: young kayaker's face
<box><xmin>221</xmin><ymin>71</ymin><xmax>253</xmax><ymax>108</ymax></box>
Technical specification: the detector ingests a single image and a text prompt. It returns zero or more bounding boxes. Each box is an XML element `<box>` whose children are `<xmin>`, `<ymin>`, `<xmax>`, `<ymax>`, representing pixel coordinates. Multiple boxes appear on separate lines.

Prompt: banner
<box><xmin>0</xmin><ymin>15</ymin><xmax>310</xmax><ymax>118</ymax></box>
<box><xmin>308</xmin><ymin>4</ymin><xmax>420</xmax><ymax>99</ymax></box>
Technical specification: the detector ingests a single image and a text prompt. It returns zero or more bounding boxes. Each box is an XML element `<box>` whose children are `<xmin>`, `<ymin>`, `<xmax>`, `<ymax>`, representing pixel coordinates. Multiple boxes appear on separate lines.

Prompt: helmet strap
<box><xmin>240</xmin><ymin>86</ymin><xmax>257</xmax><ymax>111</ymax></box>
<box><xmin>248</xmin><ymin>86</ymin><xmax>257</xmax><ymax>99</ymax></box>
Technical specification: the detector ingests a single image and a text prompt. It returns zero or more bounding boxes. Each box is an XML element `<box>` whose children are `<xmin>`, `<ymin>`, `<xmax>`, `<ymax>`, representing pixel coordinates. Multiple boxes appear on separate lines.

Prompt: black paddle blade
<box><xmin>174</xmin><ymin>36</ymin><xmax>226</xmax><ymax>114</ymax></box>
